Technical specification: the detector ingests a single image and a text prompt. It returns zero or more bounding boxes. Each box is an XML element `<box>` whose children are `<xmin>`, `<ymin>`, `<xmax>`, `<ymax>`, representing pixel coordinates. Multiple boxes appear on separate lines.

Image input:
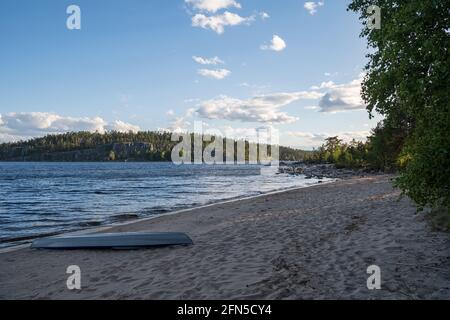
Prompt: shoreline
<box><xmin>0</xmin><ymin>175</ymin><xmax>336</xmax><ymax>253</ymax></box>
<box><xmin>1</xmin><ymin>175</ymin><xmax>449</xmax><ymax>299</ymax></box>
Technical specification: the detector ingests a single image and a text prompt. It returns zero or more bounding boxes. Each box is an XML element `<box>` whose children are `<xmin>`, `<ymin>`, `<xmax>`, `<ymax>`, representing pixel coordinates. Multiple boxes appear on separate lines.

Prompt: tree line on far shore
<box><xmin>0</xmin><ymin>130</ymin><xmax>311</xmax><ymax>162</ymax></box>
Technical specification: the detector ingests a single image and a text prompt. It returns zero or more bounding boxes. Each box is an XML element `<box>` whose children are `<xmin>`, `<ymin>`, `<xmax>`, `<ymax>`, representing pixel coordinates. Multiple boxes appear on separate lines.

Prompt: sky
<box><xmin>0</xmin><ymin>0</ymin><xmax>383</xmax><ymax>149</ymax></box>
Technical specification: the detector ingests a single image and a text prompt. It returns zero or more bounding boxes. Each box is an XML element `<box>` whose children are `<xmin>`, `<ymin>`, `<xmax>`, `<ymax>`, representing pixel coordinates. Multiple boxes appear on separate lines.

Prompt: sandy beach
<box><xmin>0</xmin><ymin>175</ymin><xmax>449</xmax><ymax>300</ymax></box>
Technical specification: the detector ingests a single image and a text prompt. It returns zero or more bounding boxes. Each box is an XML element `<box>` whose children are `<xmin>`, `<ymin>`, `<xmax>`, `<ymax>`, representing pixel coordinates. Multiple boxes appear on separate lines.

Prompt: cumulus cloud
<box><xmin>0</xmin><ymin>112</ymin><xmax>140</xmax><ymax>142</ymax></box>
<box><xmin>168</xmin><ymin>117</ymin><xmax>191</xmax><ymax>133</ymax></box>
<box><xmin>260</xmin><ymin>12</ymin><xmax>270</xmax><ymax>20</ymax></box>
<box><xmin>191</xmin><ymin>11</ymin><xmax>254</xmax><ymax>34</ymax></box>
<box><xmin>165</xmin><ymin>108</ymin><xmax>197</xmax><ymax>133</ymax></box>
<box><xmin>185</xmin><ymin>0</ymin><xmax>241</xmax><ymax>13</ymax></box>
<box><xmin>192</xmin><ymin>55</ymin><xmax>224</xmax><ymax>65</ymax></box>
<box><xmin>310</xmin><ymin>81</ymin><xmax>335</xmax><ymax>90</ymax></box>
<box><xmin>238</xmin><ymin>82</ymin><xmax>271</xmax><ymax>92</ymax></box>
<box><xmin>304</xmin><ymin>1</ymin><xmax>324</xmax><ymax>15</ymax></box>
<box><xmin>106</xmin><ymin>120</ymin><xmax>140</xmax><ymax>132</ymax></box>
<box><xmin>298</xmin><ymin>75</ymin><xmax>365</xmax><ymax>113</ymax></box>
<box><xmin>304</xmin><ymin>105</ymin><xmax>319</xmax><ymax>110</ymax></box>
<box><xmin>261</xmin><ymin>35</ymin><xmax>286</xmax><ymax>52</ymax></box>
<box><xmin>288</xmin><ymin>130</ymin><xmax>370</xmax><ymax>148</ymax></box>
<box><xmin>198</xmin><ymin>68</ymin><xmax>231</xmax><ymax>79</ymax></box>
<box><xmin>196</xmin><ymin>91</ymin><xmax>322</xmax><ymax>124</ymax></box>
<box><xmin>317</xmin><ymin>76</ymin><xmax>365</xmax><ymax>113</ymax></box>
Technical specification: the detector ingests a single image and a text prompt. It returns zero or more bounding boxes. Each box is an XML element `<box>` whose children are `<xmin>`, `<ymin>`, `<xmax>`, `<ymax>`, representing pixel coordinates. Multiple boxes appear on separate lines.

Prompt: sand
<box><xmin>0</xmin><ymin>175</ymin><xmax>449</xmax><ymax>300</ymax></box>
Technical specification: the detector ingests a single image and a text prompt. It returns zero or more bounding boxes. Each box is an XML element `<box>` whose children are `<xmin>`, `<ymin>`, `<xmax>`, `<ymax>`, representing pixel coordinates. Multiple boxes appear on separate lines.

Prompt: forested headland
<box><xmin>0</xmin><ymin>131</ymin><xmax>311</xmax><ymax>162</ymax></box>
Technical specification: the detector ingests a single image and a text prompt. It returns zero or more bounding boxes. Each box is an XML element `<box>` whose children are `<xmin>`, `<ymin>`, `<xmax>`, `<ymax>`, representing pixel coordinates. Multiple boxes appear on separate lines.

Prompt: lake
<box><xmin>0</xmin><ymin>162</ymin><xmax>326</xmax><ymax>248</ymax></box>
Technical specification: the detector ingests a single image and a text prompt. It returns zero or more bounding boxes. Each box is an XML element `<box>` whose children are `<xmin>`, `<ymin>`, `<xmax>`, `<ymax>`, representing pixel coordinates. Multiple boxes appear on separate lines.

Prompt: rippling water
<box><xmin>0</xmin><ymin>162</ymin><xmax>327</xmax><ymax>248</ymax></box>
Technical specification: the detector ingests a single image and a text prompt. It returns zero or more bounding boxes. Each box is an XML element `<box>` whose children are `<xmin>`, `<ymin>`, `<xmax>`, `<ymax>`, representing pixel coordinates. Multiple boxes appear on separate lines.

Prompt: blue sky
<box><xmin>0</xmin><ymin>0</ymin><xmax>382</xmax><ymax>148</ymax></box>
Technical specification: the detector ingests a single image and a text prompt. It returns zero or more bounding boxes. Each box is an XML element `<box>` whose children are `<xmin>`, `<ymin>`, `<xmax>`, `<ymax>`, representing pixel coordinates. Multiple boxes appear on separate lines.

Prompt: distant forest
<box><xmin>0</xmin><ymin>131</ymin><xmax>311</xmax><ymax>162</ymax></box>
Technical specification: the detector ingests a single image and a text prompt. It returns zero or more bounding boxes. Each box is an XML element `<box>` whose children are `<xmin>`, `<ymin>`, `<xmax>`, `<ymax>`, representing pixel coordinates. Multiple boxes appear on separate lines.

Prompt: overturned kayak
<box><xmin>31</xmin><ymin>232</ymin><xmax>193</xmax><ymax>249</ymax></box>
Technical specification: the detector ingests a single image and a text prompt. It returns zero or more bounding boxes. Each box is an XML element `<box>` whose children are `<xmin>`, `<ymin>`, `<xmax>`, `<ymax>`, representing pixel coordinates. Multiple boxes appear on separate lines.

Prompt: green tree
<box><xmin>324</xmin><ymin>136</ymin><xmax>343</xmax><ymax>153</ymax></box>
<box><xmin>348</xmin><ymin>0</ymin><xmax>450</xmax><ymax>212</ymax></box>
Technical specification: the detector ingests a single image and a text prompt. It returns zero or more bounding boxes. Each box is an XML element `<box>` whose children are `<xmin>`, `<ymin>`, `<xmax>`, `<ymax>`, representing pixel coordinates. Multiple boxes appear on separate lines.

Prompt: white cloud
<box><xmin>192</xmin><ymin>55</ymin><xmax>224</xmax><ymax>65</ymax></box>
<box><xmin>185</xmin><ymin>0</ymin><xmax>241</xmax><ymax>13</ymax></box>
<box><xmin>106</xmin><ymin>120</ymin><xmax>140</xmax><ymax>133</ymax></box>
<box><xmin>304</xmin><ymin>105</ymin><xmax>319</xmax><ymax>110</ymax></box>
<box><xmin>222</xmin><ymin>125</ymin><xmax>258</xmax><ymax>140</ymax></box>
<box><xmin>198</xmin><ymin>68</ymin><xmax>231</xmax><ymax>79</ymax></box>
<box><xmin>261</xmin><ymin>35</ymin><xmax>286</xmax><ymax>52</ymax></box>
<box><xmin>260</xmin><ymin>12</ymin><xmax>270</xmax><ymax>20</ymax></box>
<box><xmin>165</xmin><ymin>108</ymin><xmax>197</xmax><ymax>132</ymax></box>
<box><xmin>299</xmin><ymin>75</ymin><xmax>365</xmax><ymax>113</ymax></box>
<box><xmin>168</xmin><ymin>117</ymin><xmax>191</xmax><ymax>133</ymax></box>
<box><xmin>338</xmin><ymin>131</ymin><xmax>371</xmax><ymax>142</ymax></box>
<box><xmin>287</xmin><ymin>130</ymin><xmax>370</xmax><ymax>148</ymax></box>
<box><xmin>304</xmin><ymin>1</ymin><xmax>324</xmax><ymax>15</ymax></box>
<box><xmin>196</xmin><ymin>91</ymin><xmax>321</xmax><ymax>124</ymax></box>
<box><xmin>0</xmin><ymin>112</ymin><xmax>140</xmax><ymax>142</ymax></box>
<box><xmin>238</xmin><ymin>82</ymin><xmax>270</xmax><ymax>92</ymax></box>
<box><xmin>317</xmin><ymin>76</ymin><xmax>365</xmax><ymax>113</ymax></box>
<box><xmin>185</xmin><ymin>107</ymin><xmax>197</xmax><ymax>117</ymax></box>
<box><xmin>310</xmin><ymin>81</ymin><xmax>335</xmax><ymax>90</ymax></box>
<box><xmin>191</xmin><ymin>11</ymin><xmax>254</xmax><ymax>34</ymax></box>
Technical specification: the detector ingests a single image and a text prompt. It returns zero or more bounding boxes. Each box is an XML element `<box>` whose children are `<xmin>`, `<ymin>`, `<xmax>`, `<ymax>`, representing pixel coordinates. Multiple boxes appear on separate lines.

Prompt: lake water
<box><xmin>0</xmin><ymin>162</ymin><xmax>327</xmax><ymax>248</ymax></box>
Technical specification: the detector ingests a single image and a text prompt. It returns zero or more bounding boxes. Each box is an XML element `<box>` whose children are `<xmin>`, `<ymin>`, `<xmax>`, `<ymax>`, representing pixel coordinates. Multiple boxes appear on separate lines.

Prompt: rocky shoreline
<box><xmin>278</xmin><ymin>162</ymin><xmax>382</xmax><ymax>180</ymax></box>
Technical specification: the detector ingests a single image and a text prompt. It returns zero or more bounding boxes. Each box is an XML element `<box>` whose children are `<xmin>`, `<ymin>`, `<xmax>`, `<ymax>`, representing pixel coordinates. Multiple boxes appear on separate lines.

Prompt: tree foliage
<box><xmin>347</xmin><ymin>0</ymin><xmax>450</xmax><ymax>211</ymax></box>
